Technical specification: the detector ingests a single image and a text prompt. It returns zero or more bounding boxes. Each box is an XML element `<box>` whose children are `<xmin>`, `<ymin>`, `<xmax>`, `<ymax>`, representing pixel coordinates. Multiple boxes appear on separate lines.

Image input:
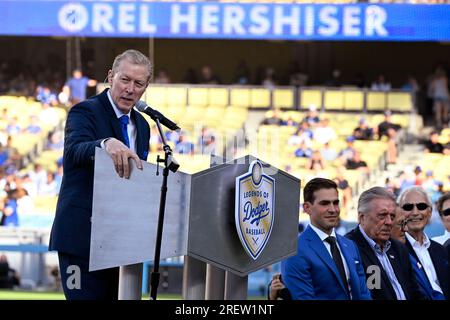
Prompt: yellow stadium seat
<box><xmin>366</xmin><ymin>91</ymin><xmax>386</xmax><ymax>111</ymax></box>
<box><xmin>324</xmin><ymin>90</ymin><xmax>344</xmax><ymax>110</ymax></box>
<box><xmin>188</xmin><ymin>87</ymin><xmax>209</xmax><ymax>107</ymax></box>
<box><xmin>33</xmin><ymin>196</ymin><xmax>58</xmax><ymax>214</ymax></box>
<box><xmin>208</xmin><ymin>87</ymin><xmax>229</xmax><ymax>107</ymax></box>
<box><xmin>344</xmin><ymin>91</ymin><xmax>364</xmax><ymax>111</ymax></box>
<box><xmin>250</xmin><ymin>88</ymin><xmax>271</xmax><ymax>108</ymax></box>
<box><xmin>284</xmin><ymin>111</ymin><xmax>303</xmax><ymax>123</ymax></box>
<box><xmin>300</xmin><ymin>89</ymin><xmax>322</xmax><ymax>110</ymax></box>
<box><xmin>165</xmin><ymin>105</ymin><xmax>186</xmax><ymax>123</ymax></box>
<box><xmin>273</xmin><ymin>88</ymin><xmax>294</xmax><ymax>109</ymax></box>
<box><xmin>441</xmin><ymin>128</ymin><xmax>450</xmax><ymax>137</ymax></box>
<box><xmin>167</xmin><ymin>87</ymin><xmax>188</xmax><ymax>106</ymax></box>
<box><xmin>145</xmin><ymin>86</ymin><xmax>167</xmax><ymax>107</ymax></box>
<box><xmin>204</xmin><ymin>106</ymin><xmax>226</xmax><ymax>127</ymax></box>
<box><xmin>387</xmin><ymin>92</ymin><xmax>413</xmax><ymax>112</ymax></box>
<box><xmin>230</xmin><ymin>87</ymin><xmax>251</xmax><ymax>108</ymax></box>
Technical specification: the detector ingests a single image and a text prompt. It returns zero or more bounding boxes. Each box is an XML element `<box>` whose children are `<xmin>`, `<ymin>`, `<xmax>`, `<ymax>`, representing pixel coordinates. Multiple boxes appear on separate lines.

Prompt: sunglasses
<box><xmin>441</xmin><ymin>208</ymin><xmax>450</xmax><ymax>217</ymax></box>
<box><xmin>401</xmin><ymin>202</ymin><xmax>429</xmax><ymax>211</ymax></box>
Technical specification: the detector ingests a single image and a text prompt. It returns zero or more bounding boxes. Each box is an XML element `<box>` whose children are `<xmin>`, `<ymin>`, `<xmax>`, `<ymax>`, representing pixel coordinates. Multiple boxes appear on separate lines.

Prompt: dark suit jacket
<box><xmin>404</xmin><ymin>235</ymin><xmax>450</xmax><ymax>300</ymax></box>
<box><xmin>281</xmin><ymin>225</ymin><xmax>371</xmax><ymax>300</ymax></box>
<box><xmin>346</xmin><ymin>226</ymin><xmax>425</xmax><ymax>300</ymax></box>
<box><xmin>49</xmin><ymin>89</ymin><xmax>150</xmax><ymax>259</ymax></box>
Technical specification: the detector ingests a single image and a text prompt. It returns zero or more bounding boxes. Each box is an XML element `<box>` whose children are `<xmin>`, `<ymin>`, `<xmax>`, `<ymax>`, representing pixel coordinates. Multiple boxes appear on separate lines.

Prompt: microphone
<box><xmin>135</xmin><ymin>101</ymin><xmax>180</xmax><ymax>131</ymax></box>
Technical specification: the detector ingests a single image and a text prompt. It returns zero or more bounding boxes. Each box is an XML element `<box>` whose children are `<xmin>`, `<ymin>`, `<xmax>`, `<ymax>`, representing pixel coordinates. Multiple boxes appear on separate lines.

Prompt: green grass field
<box><xmin>0</xmin><ymin>290</ymin><xmax>263</xmax><ymax>300</ymax></box>
<box><xmin>0</xmin><ymin>290</ymin><xmax>181</xmax><ymax>300</ymax></box>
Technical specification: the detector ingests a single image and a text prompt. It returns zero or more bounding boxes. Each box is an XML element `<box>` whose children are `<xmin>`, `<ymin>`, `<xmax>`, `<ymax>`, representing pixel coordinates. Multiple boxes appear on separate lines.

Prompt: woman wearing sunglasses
<box><xmin>432</xmin><ymin>192</ymin><xmax>450</xmax><ymax>246</ymax></box>
<box><xmin>398</xmin><ymin>187</ymin><xmax>450</xmax><ymax>300</ymax></box>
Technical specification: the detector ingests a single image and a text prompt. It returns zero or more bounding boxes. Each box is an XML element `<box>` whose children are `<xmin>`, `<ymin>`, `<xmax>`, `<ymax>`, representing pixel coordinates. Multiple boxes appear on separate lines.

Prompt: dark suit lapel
<box><xmin>404</xmin><ymin>239</ymin><xmax>421</xmax><ymax>263</ymax></box>
<box><xmin>304</xmin><ymin>227</ymin><xmax>347</xmax><ymax>293</ymax></box>
<box><xmin>428</xmin><ymin>242</ymin><xmax>449</xmax><ymax>298</ymax></box>
<box><xmin>352</xmin><ymin>227</ymin><xmax>397</xmax><ymax>298</ymax></box>
<box><xmin>131</xmin><ymin>109</ymin><xmax>144</xmax><ymax>159</ymax></box>
<box><xmin>109</xmin><ymin>115</ymin><xmax>126</xmax><ymax>145</ymax></box>
<box><xmin>386</xmin><ymin>245</ymin><xmax>410</xmax><ymax>296</ymax></box>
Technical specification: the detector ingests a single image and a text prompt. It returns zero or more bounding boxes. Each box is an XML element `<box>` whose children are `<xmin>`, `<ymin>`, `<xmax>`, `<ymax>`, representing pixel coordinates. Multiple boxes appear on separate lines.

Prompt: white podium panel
<box><xmin>89</xmin><ymin>148</ymin><xmax>190</xmax><ymax>271</ymax></box>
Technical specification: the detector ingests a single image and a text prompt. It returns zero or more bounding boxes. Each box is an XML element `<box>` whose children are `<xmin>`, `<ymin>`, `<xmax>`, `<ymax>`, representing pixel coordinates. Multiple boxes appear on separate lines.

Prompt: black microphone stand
<box><xmin>150</xmin><ymin>117</ymin><xmax>179</xmax><ymax>300</ymax></box>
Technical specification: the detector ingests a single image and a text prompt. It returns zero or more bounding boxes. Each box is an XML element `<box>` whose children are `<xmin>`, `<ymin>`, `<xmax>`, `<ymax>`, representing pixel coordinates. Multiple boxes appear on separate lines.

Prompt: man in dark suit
<box><xmin>398</xmin><ymin>186</ymin><xmax>450</xmax><ymax>299</ymax></box>
<box><xmin>346</xmin><ymin>186</ymin><xmax>425</xmax><ymax>300</ymax></box>
<box><xmin>49</xmin><ymin>49</ymin><xmax>152</xmax><ymax>300</ymax></box>
<box><xmin>391</xmin><ymin>206</ymin><xmax>445</xmax><ymax>299</ymax></box>
<box><xmin>281</xmin><ymin>178</ymin><xmax>371</xmax><ymax>300</ymax></box>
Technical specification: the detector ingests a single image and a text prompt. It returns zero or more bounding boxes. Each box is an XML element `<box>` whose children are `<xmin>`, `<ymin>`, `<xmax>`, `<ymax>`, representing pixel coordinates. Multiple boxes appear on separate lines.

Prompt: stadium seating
<box><xmin>272</xmin><ymin>88</ymin><xmax>295</xmax><ymax>109</ymax></box>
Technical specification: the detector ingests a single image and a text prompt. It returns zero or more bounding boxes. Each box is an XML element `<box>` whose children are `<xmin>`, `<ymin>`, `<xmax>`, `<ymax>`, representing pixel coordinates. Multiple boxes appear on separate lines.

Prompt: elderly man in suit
<box><xmin>346</xmin><ymin>187</ymin><xmax>425</xmax><ymax>300</ymax></box>
<box><xmin>281</xmin><ymin>178</ymin><xmax>371</xmax><ymax>300</ymax></box>
<box><xmin>398</xmin><ymin>186</ymin><xmax>450</xmax><ymax>300</ymax></box>
<box><xmin>49</xmin><ymin>49</ymin><xmax>152</xmax><ymax>299</ymax></box>
<box><xmin>391</xmin><ymin>205</ymin><xmax>445</xmax><ymax>300</ymax></box>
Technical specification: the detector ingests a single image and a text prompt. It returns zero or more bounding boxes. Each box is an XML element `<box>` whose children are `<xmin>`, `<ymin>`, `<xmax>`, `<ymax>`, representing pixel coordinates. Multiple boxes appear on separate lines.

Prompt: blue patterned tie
<box><xmin>119</xmin><ymin>115</ymin><xmax>130</xmax><ymax>148</ymax></box>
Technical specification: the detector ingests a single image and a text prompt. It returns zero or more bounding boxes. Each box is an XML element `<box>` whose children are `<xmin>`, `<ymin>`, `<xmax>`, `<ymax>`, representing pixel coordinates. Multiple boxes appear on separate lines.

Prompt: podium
<box><xmin>90</xmin><ymin>148</ymin><xmax>300</xmax><ymax>299</ymax></box>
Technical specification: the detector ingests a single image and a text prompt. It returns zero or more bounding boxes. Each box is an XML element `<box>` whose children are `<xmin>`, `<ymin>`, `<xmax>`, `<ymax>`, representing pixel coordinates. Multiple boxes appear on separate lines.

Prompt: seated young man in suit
<box><xmin>281</xmin><ymin>178</ymin><xmax>371</xmax><ymax>300</ymax></box>
<box><xmin>346</xmin><ymin>187</ymin><xmax>425</xmax><ymax>300</ymax></box>
<box><xmin>398</xmin><ymin>186</ymin><xmax>450</xmax><ymax>300</ymax></box>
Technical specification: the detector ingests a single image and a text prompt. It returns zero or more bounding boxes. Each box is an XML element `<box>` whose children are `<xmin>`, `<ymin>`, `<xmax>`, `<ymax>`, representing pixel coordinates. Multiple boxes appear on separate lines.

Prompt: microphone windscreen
<box><xmin>135</xmin><ymin>100</ymin><xmax>147</xmax><ymax>112</ymax></box>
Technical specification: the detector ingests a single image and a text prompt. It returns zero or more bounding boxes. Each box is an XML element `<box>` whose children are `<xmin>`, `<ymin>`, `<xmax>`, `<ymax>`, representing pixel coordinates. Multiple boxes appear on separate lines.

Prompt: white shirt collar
<box><xmin>405</xmin><ymin>232</ymin><xmax>431</xmax><ymax>249</ymax></box>
<box><xmin>359</xmin><ymin>224</ymin><xmax>391</xmax><ymax>254</ymax></box>
<box><xmin>309</xmin><ymin>223</ymin><xmax>337</xmax><ymax>242</ymax></box>
<box><xmin>107</xmin><ymin>90</ymin><xmax>132</xmax><ymax>119</ymax></box>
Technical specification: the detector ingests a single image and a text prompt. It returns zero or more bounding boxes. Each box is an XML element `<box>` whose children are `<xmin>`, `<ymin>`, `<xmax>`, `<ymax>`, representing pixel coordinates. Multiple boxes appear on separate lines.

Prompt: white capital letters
<box><xmin>171</xmin><ymin>4</ymin><xmax>197</xmax><ymax>34</ymax></box>
<box><xmin>365</xmin><ymin>5</ymin><xmax>388</xmax><ymax>36</ymax></box>
<box><xmin>304</xmin><ymin>6</ymin><xmax>315</xmax><ymax>36</ymax></box>
<box><xmin>343</xmin><ymin>6</ymin><xmax>361</xmax><ymax>36</ymax></box>
<box><xmin>249</xmin><ymin>6</ymin><xmax>270</xmax><ymax>35</ymax></box>
<box><xmin>318</xmin><ymin>6</ymin><xmax>339</xmax><ymax>37</ymax></box>
<box><xmin>92</xmin><ymin>4</ymin><xmax>114</xmax><ymax>33</ymax></box>
<box><xmin>224</xmin><ymin>5</ymin><xmax>245</xmax><ymax>35</ymax></box>
<box><xmin>202</xmin><ymin>5</ymin><xmax>219</xmax><ymax>34</ymax></box>
<box><xmin>140</xmin><ymin>4</ymin><xmax>157</xmax><ymax>34</ymax></box>
<box><xmin>274</xmin><ymin>6</ymin><xmax>300</xmax><ymax>36</ymax></box>
<box><xmin>118</xmin><ymin>3</ymin><xmax>135</xmax><ymax>33</ymax></box>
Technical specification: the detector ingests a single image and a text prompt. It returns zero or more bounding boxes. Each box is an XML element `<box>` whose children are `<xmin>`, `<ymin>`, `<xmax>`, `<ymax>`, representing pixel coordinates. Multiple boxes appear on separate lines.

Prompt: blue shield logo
<box><xmin>235</xmin><ymin>160</ymin><xmax>275</xmax><ymax>260</ymax></box>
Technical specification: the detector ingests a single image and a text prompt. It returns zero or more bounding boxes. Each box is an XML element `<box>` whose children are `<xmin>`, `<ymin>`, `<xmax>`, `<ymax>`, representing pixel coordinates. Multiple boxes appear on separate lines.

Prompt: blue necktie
<box><xmin>119</xmin><ymin>115</ymin><xmax>130</xmax><ymax>148</ymax></box>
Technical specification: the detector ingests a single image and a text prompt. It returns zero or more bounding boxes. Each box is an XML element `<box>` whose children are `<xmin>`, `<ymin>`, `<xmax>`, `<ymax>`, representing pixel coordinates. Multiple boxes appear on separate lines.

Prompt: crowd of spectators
<box><xmin>1</xmin><ymin>103</ymin><xmax>63</xmax><ymax>227</ymax></box>
<box><xmin>149</xmin><ymin>125</ymin><xmax>217</xmax><ymax>157</ymax></box>
<box><xmin>1</xmin><ymin>58</ymin><xmax>448</xmax><ymax>131</ymax></box>
<box><xmin>261</xmin><ymin>106</ymin><xmax>402</xmax><ymax>169</ymax></box>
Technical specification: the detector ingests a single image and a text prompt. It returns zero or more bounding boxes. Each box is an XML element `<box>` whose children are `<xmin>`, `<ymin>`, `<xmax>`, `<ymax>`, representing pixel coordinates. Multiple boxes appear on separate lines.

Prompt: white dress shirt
<box><xmin>101</xmin><ymin>91</ymin><xmax>137</xmax><ymax>153</ymax></box>
<box><xmin>359</xmin><ymin>225</ymin><xmax>406</xmax><ymax>300</ymax></box>
<box><xmin>405</xmin><ymin>232</ymin><xmax>443</xmax><ymax>294</ymax></box>
<box><xmin>432</xmin><ymin>230</ymin><xmax>450</xmax><ymax>246</ymax></box>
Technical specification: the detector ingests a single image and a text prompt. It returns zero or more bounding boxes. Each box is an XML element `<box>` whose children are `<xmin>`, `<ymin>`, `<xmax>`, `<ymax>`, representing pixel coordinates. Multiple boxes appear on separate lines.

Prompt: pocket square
<box><xmin>354</xmin><ymin>260</ymin><xmax>360</xmax><ymax>264</ymax></box>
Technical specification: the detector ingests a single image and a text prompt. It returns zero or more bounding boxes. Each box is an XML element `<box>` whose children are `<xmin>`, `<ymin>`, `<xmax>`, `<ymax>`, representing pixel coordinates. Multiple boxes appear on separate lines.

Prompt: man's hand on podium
<box><xmin>104</xmin><ymin>138</ymin><xmax>143</xmax><ymax>179</ymax></box>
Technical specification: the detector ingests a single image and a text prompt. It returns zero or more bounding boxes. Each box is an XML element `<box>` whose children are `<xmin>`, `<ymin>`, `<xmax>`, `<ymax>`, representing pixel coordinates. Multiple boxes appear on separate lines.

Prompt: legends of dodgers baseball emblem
<box><xmin>235</xmin><ymin>160</ymin><xmax>275</xmax><ymax>260</ymax></box>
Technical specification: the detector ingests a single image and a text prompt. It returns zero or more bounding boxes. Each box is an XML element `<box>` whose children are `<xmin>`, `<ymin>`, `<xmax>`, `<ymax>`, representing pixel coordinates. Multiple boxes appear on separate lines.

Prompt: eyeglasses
<box><xmin>401</xmin><ymin>202</ymin><xmax>429</xmax><ymax>211</ymax></box>
<box><xmin>441</xmin><ymin>208</ymin><xmax>450</xmax><ymax>217</ymax></box>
